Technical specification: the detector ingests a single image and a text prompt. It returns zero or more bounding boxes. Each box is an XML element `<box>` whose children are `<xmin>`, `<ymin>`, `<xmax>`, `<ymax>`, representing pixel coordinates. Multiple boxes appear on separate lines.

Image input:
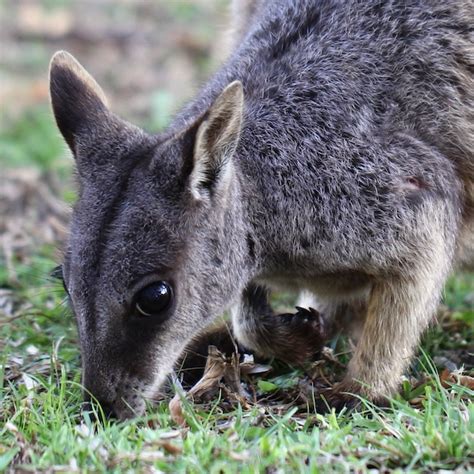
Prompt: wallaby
<box><xmin>49</xmin><ymin>0</ymin><xmax>473</xmax><ymax>419</ymax></box>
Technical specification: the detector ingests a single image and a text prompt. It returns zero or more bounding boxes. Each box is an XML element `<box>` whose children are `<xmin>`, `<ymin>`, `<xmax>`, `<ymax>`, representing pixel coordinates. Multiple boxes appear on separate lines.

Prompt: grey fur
<box><xmin>49</xmin><ymin>0</ymin><xmax>473</xmax><ymax>419</ymax></box>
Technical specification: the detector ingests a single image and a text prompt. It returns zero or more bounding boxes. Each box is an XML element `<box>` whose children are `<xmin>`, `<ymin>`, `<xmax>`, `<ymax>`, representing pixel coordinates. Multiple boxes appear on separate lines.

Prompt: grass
<box><xmin>1</xmin><ymin>108</ymin><xmax>473</xmax><ymax>473</ymax></box>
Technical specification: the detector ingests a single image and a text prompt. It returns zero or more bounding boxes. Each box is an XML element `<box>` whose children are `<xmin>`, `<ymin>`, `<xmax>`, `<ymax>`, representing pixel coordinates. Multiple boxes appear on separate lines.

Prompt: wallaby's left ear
<box><xmin>190</xmin><ymin>81</ymin><xmax>244</xmax><ymax>200</ymax></box>
<box><xmin>49</xmin><ymin>50</ymin><xmax>110</xmax><ymax>152</ymax></box>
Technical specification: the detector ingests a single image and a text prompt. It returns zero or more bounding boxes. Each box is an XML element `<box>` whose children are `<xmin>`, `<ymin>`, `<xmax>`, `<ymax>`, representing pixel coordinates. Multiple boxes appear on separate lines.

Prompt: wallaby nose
<box><xmin>82</xmin><ymin>395</ymin><xmax>117</xmax><ymax>421</ymax></box>
<box><xmin>97</xmin><ymin>400</ymin><xmax>117</xmax><ymax>420</ymax></box>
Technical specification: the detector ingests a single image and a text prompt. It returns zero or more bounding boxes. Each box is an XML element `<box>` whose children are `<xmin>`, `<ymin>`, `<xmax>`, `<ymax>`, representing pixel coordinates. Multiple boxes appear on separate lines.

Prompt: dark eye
<box><xmin>134</xmin><ymin>282</ymin><xmax>173</xmax><ymax>317</ymax></box>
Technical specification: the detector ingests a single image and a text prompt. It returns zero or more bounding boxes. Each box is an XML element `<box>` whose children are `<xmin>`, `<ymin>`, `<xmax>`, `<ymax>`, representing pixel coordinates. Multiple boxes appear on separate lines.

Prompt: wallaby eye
<box><xmin>135</xmin><ymin>282</ymin><xmax>173</xmax><ymax>317</ymax></box>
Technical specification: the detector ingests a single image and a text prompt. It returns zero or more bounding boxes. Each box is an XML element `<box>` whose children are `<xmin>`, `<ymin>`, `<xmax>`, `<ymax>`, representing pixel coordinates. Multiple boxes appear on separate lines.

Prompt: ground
<box><xmin>0</xmin><ymin>1</ymin><xmax>473</xmax><ymax>472</ymax></box>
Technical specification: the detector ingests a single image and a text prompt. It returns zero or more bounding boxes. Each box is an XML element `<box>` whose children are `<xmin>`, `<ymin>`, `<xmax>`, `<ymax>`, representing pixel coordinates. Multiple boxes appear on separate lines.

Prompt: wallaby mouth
<box><xmin>82</xmin><ymin>381</ymin><xmax>149</xmax><ymax>421</ymax></box>
<box><xmin>80</xmin><ymin>357</ymin><xmax>154</xmax><ymax>420</ymax></box>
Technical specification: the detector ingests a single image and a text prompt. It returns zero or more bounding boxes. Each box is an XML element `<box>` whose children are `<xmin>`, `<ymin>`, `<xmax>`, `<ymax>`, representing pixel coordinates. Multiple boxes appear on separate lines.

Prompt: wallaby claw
<box><xmin>270</xmin><ymin>306</ymin><xmax>327</xmax><ymax>365</ymax></box>
<box><xmin>318</xmin><ymin>387</ymin><xmax>362</xmax><ymax>414</ymax></box>
<box><xmin>318</xmin><ymin>381</ymin><xmax>390</xmax><ymax>414</ymax></box>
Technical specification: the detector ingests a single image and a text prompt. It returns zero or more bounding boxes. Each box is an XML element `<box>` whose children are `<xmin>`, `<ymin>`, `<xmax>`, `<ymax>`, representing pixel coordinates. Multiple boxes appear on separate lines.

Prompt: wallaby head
<box><xmin>49</xmin><ymin>51</ymin><xmax>247</xmax><ymax>419</ymax></box>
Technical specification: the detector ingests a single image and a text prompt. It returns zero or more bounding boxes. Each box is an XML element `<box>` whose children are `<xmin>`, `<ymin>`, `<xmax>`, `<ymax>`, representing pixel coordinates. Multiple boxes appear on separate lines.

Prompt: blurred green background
<box><xmin>0</xmin><ymin>0</ymin><xmax>227</xmax><ymax>278</ymax></box>
<box><xmin>0</xmin><ymin>0</ymin><xmax>228</xmax><ymax>167</ymax></box>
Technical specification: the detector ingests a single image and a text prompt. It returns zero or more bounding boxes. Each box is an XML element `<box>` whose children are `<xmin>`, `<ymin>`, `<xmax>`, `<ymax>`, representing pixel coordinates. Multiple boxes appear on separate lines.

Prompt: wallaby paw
<box><xmin>273</xmin><ymin>307</ymin><xmax>327</xmax><ymax>365</ymax></box>
<box><xmin>318</xmin><ymin>381</ymin><xmax>389</xmax><ymax>414</ymax></box>
<box><xmin>318</xmin><ymin>384</ymin><xmax>362</xmax><ymax>413</ymax></box>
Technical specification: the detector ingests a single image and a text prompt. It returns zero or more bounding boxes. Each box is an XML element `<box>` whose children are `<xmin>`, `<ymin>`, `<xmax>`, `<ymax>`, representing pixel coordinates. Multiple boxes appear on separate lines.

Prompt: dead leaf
<box><xmin>229</xmin><ymin>450</ymin><xmax>250</xmax><ymax>461</ymax></box>
<box><xmin>115</xmin><ymin>451</ymin><xmax>165</xmax><ymax>463</ymax></box>
<box><xmin>159</xmin><ymin>430</ymin><xmax>181</xmax><ymax>440</ymax></box>
<box><xmin>157</xmin><ymin>441</ymin><xmax>182</xmax><ymax>455</ymax></box>
<box><xmin>409</xmin><ymin>397</ymin><xmax>424</xmax><ymax>407</ymax></box>
<box><xmin>440</xmin><ymin>368</ymin><xmax>474</xmax><ymax>390</ymax></box>
<box><xmin>187</xmin><ymin>346</ymin><xmax>228</xmax><ymax>400</ymax></box>
<box><xmin>240</xmin><ymin>354</ymin><xmax>272</xmax><ymax>375</ymax></box>
<box><xmin>321</xmin><ymin>347</ymin><xmax>346</xmax><ymax>368</ymax></box>
<box><xmin>169</xmin><ymin>393</ymin><xmax>186</xmax><ymax>427</ymax></box>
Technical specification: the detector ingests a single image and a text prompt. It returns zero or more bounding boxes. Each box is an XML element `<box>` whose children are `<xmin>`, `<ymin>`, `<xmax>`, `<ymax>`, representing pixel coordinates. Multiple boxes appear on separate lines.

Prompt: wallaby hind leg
<box><xmin>329</xmin><ymin>224</ymin><xmax>456</xmax><ymax>408</ymax></box>
<box><xmin>231</xmin><ymin>284</ymin><xmax>327</xmax><ymax>365</ymax></box>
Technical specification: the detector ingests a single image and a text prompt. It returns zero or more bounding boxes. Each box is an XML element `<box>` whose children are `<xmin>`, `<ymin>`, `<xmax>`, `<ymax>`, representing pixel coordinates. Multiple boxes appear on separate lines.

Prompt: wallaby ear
<box><xmin>190</xmin><ymin>81</ymin><xmax>244</xmax><ymax>200</ymax></box>
<box><xmin>49</xmin><ymin>51</ymin><xmax>109</xmax><ymax>152</ymax></box>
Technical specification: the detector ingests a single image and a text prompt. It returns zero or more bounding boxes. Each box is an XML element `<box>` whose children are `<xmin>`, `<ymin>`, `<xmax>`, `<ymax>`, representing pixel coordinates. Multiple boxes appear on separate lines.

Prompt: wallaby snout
<box><xmin>82</xmin><ymin>370</ymin><xmax>147</xmax><ymax>420</ymax></box>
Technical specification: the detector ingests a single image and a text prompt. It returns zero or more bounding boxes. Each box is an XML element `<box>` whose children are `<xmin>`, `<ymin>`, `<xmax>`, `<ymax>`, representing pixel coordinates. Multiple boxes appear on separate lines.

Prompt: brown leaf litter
<box><xmin>0</xmin><ymin>168</ymin><xmax>70</xmax><ymax>284</ymax></box>
<box><xmin>170</xmin><ymin>345</ymin><xmax>253</xmax><ymax>426</ymax></box>
<box><xmin>170</xmin><ymin>321</ymin><xmax>473</xmax><ymax>426</ymax></box>
<box><xmin>170</xmin><ymin>343</ymin><xmax>339</xmax><ymax>427</ymax></box>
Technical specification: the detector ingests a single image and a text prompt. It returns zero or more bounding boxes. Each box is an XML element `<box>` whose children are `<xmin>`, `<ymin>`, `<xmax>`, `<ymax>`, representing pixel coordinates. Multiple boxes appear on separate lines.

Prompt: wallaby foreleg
<box><xmin>231</xmin><ymin>284</ymin><xmax>327</xmax><ymax>365</ymax></box>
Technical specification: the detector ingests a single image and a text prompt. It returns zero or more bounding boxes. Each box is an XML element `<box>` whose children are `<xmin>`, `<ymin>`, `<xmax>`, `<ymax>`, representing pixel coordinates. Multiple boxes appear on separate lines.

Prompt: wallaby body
<box><xmin>49</xmin><ymin>0</ymin><xmax>473</xmax><ymax>419</ymax></box>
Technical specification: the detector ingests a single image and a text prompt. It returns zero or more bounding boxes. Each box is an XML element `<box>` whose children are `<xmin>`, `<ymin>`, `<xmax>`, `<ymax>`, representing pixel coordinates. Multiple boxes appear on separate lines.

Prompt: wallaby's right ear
<box><xmin>49</xmin><ymin>51</ymin><xmax>109</xmax><ymax>152</ymax></box>
<box><xmin>189</xmin><ymin>81</ymin><xmax>244</xmax><ymax>201</ymax></box>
